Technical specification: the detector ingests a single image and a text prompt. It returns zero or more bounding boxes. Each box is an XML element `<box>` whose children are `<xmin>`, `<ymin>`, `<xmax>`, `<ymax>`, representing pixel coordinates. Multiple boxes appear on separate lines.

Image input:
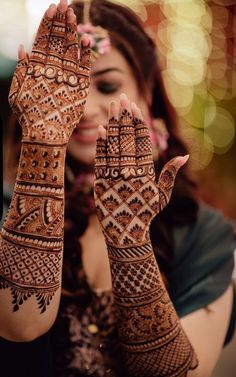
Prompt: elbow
<box><xmin>0</xmin><ymin>322</ymin><xmax>54</xmax><ymax>343</ymax></box>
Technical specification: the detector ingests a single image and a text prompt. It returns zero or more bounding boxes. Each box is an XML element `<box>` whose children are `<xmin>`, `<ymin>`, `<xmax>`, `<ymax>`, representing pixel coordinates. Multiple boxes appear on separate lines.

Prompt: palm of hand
<box><xmin>8</xmin><ymin>8</ymin><xmax>90</xmax><ymax>144</ymax></box>
<box><xmin>94</xmin><ymin>109</ymin><xmax>183</xmax><ymax>246</ymax></box>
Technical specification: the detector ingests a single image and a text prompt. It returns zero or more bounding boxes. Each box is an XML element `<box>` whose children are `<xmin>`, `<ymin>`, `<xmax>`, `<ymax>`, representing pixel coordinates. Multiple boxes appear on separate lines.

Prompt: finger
<box><xmin>58</xmin><ymin>0</ymin><xmax>68</xmax><ymax>12</ymax></box>
<box><xmin>78</xmin><ymin>36</ymin><xmax>91</xmax><ymax>75</ymax></box>
<box><xmin>46</xmin><ymin>5</ymin><xmax>67</xmax><ymax>69</ymax></box>
<box><xmin>132</xmin><ymin>102</ymin><xmax>154</xmax><ymax>174</ymax></box>
<box><xmin>63</xmin><ymin>8</ymin><xmax>78</xmax><ymax>73</ymax></box>
<box><xmin>30</xmin><ymin>4</ymin><xmax>56</xmax><ymax>65</ymax></box>
<box><xmin>18</xmin><ymin>44</ymin><xmax>26</xmax><ymax>60</ymax></box>
<box><xmin>119</xmin><ymin>93</ymin><xmax>136</xmax><ymax>169</ymax></box>
<box><xmin>107</xmin><ymin>101</ymin><xmax>120</xmax><ymax>169</ymax></box>
<box><xmin>158</xmin><ymin>155</ymin><xmax>189</xmax><ymax>211</ymax></box>
<box><xmin>95</xmin><ymin>125</ymin><xmax>107</xmax><ymax>178</ymax></box>
<box><xmin>9</xmin><ymin>47</ymin><xmax>29</xmax><ymax>108</ymax></box>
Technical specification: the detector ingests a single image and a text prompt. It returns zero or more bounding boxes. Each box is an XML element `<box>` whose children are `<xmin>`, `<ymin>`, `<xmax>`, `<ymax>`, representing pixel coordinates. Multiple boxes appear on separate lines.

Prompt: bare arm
<box><xmin>182</xmin><ymin>284</ymin><xmax>233</xmax><ymax>377</ymax></box>
<box><xmin>94</xmin><ymin>96</ymin><xmax>198</xmax><ymax>376</ymax></box>
<box><xmin>0</xmin><ymin>0</ymin><xmax>90</xmax><ymax>341</ymax></box>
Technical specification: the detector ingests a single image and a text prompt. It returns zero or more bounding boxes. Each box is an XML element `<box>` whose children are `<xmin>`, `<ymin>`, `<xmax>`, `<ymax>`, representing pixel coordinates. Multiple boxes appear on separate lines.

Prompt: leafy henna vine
<box><xmin>94</xmin><ymin>106</ymin><xmax>198</xmax><ymax>376</ymax></box>
<box><xmin>0</xmin><ymin>7</ymin><xmax>91</xmax><ymax>312</ymax></box>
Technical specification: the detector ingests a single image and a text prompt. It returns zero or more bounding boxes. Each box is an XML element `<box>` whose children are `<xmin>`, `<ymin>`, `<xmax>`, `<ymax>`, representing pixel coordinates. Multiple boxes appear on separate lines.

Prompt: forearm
<box><xmin>0</xmin><ymin>140</ymin><xmax>66</xmax><ymax>341</ymax></box>
<box><xmin>107</xmin><ymin>239</ymin><xmax>198</xmax><ymax>377</ymax></box>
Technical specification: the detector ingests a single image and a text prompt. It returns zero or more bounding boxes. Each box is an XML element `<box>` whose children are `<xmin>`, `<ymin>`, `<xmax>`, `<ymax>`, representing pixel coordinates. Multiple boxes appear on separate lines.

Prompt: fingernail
<box><xmin>174</xmin><ymin>154</ymin><xmax>190</xmax><ymax>168</ymax></box>
<box><xmin>120</xmin><ymin>93</ymin><xmax>127</xmax><ymax>101</ymax></box>
<box><xmin>81</xmin><ymin>34</ymin><xmax>90</xmax><ymax>47</ymax></box>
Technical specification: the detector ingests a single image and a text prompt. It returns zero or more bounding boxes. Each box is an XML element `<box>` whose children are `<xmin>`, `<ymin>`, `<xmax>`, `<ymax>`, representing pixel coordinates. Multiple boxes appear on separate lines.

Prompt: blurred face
<box><xmin>68</xmin><ymin>47</ymin><xmax>150</xmax><ymax>166</ymax></box>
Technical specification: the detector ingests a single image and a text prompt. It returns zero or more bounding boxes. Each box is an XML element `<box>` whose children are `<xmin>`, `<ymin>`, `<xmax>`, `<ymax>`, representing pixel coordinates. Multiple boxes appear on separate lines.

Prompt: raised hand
<box><xmin>8</xmin><ymin>0</ymin><xmax>91</xmax><ymax>145</ymax></box>
<box><xmin>93</xmin><ymin>96</ymin><xmax>197</xmax><ymax>376</ymax></box>
<box><xmin>0</xmin><ymin>1</ymin><xmax>91</xmax><ymax>314</ymax></box>
<box><xmin>94</xmin><ymin>94</ymin><xmax>188</xmax><ymax>246</ymax></box>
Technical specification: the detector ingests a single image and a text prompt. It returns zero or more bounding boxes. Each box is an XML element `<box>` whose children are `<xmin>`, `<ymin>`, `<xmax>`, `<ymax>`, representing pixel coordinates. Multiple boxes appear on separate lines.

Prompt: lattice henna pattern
<box><xmin>94</xmin><ymin>108</ymin><xmax>198</xmax><ymax>375</ymax></box>
<box><xmin>0</xmin><ymin>7</ymin><xmax>91</xmax><ymax>312</ymax></box>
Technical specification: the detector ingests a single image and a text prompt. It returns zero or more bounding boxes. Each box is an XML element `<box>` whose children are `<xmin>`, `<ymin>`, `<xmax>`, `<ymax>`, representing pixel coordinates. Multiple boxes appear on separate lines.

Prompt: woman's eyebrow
<box><xmin>92</xmin><ymin>67</ymin><xmax>124</xmax><ymax>77</ymax></box>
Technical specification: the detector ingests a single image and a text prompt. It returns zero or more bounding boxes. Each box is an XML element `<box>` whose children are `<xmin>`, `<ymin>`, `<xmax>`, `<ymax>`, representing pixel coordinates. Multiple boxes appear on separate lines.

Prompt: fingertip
<box><xmin>98</xmin><ymin>125</ymin><xmax>106</xmax><ymax>139</ymax></box>
<box><xmin>18</xmin><ymin>44</ymin><xmax>26</xmax><ymax>60</ymax></box>
<box><xmin>120</xmin><ymin>93</ymin><xmax>130</xmax><ymax>110</ymax></box>
<box><xmin>131</xmin><ymin>102</ymin><xmax>143</xmax><ymax>120</ymax></box>
<box><xmin>174</xmin><ymin>154</ymin><xmax>190</xmax><ymax>169</ymax></box>
<box><xmin>109</xmin><ymin>101</ymin><xmax>119</xmax><ymax>118</ymax></box>
<box><xmin>46</xmin><ymin>3</ymin><xmax>57</xmax><ymax>18</ymax></box>
<box><xmin>58</xmin><ymin>0</ymin><xmax>68</xmax><ymax>13</ymax></box>
<box><xmin>81</xmin><ymin>34</ymin><xmax>91</xmax><ymax>47</ymax></box>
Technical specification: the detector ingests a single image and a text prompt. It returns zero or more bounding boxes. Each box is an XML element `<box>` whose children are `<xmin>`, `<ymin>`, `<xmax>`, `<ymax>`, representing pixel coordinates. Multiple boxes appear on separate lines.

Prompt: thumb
<box><xmin>157</xmin><ymin>155</ymin><xmax>189</xmax><ymax>212</ymax></box>
<box><xmin>8</xmin><ymin>44</ymin><xmax>29</xmax><ymax>109</ymax></box>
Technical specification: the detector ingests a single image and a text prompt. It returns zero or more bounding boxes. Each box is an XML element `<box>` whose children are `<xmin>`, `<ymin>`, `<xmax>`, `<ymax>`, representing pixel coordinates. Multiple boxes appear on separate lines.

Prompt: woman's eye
<box><xmin>96</xmin><ymin>82</ymin><xmax>120</xmax><ymax>94</ymax></box>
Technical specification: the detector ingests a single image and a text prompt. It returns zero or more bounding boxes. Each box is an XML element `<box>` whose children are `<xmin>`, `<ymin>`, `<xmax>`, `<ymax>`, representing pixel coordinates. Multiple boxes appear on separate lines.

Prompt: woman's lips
<box><xmin>73</xmin><ymin>124</ymin><xmax>98</xmax><ymax>144</ymax></box>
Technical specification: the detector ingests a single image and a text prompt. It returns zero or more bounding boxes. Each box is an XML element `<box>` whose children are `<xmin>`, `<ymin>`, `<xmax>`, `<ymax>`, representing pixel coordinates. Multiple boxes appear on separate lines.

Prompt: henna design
<box><xmin>0</xmin><ymin>7</ymin><xmax>91</xmax><ymax>312</ymax></box>
<box><xmin>94</xmin><ymin>106</ymin><xmax>197</xmax><ymax>375</ymax></box>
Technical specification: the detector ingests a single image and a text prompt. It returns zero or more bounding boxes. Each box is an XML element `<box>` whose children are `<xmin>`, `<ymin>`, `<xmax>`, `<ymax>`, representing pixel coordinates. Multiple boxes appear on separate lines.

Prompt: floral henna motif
<box><xmin>94</xmin><ymin>108</ymin><xmax>197</xmax><ymax>375</ymax></box>
<box><xmin>8</xmin><ymin>8</ymin><xmax>91</xmax><ymax>144</ymax></box>
<box><xmin>0</xmin><ymin>7</ymin><xmax>91</xmax><ymax>313</ymax></box>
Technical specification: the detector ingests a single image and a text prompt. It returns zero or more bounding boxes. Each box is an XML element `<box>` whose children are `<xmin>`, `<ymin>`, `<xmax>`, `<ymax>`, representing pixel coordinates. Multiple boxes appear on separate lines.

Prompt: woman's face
<box><xmin>68</xmin><ymin>47</ymin><xmax>150</xmax><ymax>166</ymax></box>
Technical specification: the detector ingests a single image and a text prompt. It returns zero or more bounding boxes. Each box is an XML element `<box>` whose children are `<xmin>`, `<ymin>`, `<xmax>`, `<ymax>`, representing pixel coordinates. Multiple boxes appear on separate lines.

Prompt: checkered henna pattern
<box><xmin>0</xmin><ymin>7</ymin><xmax>91</xmax><ymax>313</ymax></box>
<box><xmin>94</xmin><ymin>109</ymin><xmax>198</xmax><ymax>376</ymax></box>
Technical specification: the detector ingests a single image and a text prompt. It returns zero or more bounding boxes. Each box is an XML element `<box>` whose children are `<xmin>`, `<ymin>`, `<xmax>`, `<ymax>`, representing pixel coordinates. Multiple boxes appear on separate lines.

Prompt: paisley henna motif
<box><xmin>94</xmin><ymin>108</ymin><xmax>198</xmax><ymax>376</ymax></box>
<box><xmin>0</xmin><ymin>7</ymin><xmax>91</xmax><ymax>313</ymax></box>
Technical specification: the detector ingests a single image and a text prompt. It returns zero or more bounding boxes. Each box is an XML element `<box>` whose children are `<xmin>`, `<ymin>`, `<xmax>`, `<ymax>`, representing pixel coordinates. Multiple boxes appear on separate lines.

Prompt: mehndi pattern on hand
<box><xmin>94</xmin><ymin>100</ymin><xmax>185</xmax><ymax>247</ymax></box>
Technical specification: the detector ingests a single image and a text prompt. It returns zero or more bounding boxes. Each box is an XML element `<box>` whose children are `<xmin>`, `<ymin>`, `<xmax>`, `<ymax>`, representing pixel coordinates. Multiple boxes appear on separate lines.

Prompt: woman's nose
<box><xmin>82</xmin><ymin>89</ymin><xmax>107</xmax><ymax>123</ymax></box>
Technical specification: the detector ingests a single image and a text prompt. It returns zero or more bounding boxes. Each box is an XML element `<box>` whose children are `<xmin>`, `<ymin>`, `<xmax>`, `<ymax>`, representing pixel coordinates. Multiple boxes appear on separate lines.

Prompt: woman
<box><xmin>0</xmin><ymin>0</ymin><xmax>235</xmax><ymax>376</ymax></box>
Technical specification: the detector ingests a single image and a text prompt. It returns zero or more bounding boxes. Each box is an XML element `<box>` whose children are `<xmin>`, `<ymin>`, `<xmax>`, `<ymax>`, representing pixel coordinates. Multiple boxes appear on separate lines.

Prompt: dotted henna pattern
<box><xmin>94</xmin><ymin>111</ymin><xmax>198</xmax><ymax>376</ymax></box>
<box><xmin>0</xmin><ymin>8</ymin><xmax>91</xmax><ymax>313</ymax></box>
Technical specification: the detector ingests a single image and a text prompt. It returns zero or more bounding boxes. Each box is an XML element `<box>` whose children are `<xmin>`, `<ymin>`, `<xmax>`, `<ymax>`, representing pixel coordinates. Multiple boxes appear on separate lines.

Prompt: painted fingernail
<box><xmin>174</xmin><ymin>154</ymin><xmax>190</xmax><ymax>168</ymax></box>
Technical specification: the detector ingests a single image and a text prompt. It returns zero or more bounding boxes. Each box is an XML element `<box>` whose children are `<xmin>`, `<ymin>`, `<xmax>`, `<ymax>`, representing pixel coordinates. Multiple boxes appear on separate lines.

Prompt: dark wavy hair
<box><xmin>61</xmin><ymin>0</ymin><xmax>199</xmax><ymax>295</ymax></box>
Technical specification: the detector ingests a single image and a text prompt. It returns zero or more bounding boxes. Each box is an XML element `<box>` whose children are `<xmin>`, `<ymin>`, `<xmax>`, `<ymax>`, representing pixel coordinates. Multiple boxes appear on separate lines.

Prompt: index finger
<box><xmin>30</xmin><ymin>5</ymin><xmax>56</xmax><ymax>65</ymax></box>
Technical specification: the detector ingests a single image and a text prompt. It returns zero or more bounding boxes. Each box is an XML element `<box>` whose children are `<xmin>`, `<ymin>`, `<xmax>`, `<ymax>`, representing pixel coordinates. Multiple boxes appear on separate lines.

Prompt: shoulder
<box><xmin>170</xmin><ymin>201</ymin><xmax>236</xmax><ymax>317</ymax></box>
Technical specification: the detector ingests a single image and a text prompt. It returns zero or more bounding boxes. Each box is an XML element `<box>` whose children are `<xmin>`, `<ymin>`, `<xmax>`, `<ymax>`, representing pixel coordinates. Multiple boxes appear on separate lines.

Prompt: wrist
<box><xmin>16</xmin><ymin>141</ymin><xmax>66</xmax><ymax>192</ymax></box>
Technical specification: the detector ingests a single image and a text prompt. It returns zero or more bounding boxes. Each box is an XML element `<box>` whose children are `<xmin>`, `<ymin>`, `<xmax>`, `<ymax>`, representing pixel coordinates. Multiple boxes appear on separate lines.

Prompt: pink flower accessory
<box><xmin>77</xmin><ymin>23</ymin><xmax>111</xmax><ymax>60</ymax></box>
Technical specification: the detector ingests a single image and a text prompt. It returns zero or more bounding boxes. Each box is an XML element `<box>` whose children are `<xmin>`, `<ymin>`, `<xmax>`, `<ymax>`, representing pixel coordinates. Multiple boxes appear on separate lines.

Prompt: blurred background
<box><xmin>0</xmin><ymin>0</ymin><xmax>235</xmax><ymax>375</ymax></box>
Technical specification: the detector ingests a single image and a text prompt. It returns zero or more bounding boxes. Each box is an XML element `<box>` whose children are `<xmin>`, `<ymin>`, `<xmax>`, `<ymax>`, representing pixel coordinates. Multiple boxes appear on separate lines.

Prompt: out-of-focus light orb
<box><xmin>160</xmin><ymin>0</ymin><xmax>206</xmax><ymax>24</ymax></box>
<box><xmin>162</xmin><ymin>70</ymin><xmax>194</xmax><ymax>109</ymax></box>
<box><xmin>184</xmin><ymin>93</ymin><xmax>216</xmax><ymax>129</ymax></box>
<box><xmin>204</xmin><ymin>107</ymin><xmax>235</xmax><ymax>152</ymax></box>
<box><xmin>211</xmin><ymin>1</ymin><xmax>235</xmax><ymax>9</ymax></box>
<box><xmin>167</xmin><ymin>52</ymin><xmax>206</xmax><ymax>86</ymax></box>
<box><xmin>181</xmin><ymin>125</ymin><xmax>214</xmax><ymax>170</ymax></box>
<box><xmin>208</xmin><ymin>62</ymin><xmax>227</xmax><ymax>80</ymax></box>
<box><xmin>211</xmin><ymin>6</ymin><xmax>229</xmax><ymax>29</ymax></box>
<box><xmin>169</xmin><ymin>25</ymin><xmax>211</xmax><ymax>59</ymax></box>
<box><xmin>115</xmin><ymin>0</ymin><xmax>148</xmax><ymax>22</ymax></box>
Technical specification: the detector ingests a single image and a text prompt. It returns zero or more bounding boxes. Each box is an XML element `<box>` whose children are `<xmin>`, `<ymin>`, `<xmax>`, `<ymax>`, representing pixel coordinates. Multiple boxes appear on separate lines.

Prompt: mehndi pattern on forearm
<box><xmin>0</xmin><ymin>143</ymin><xmax>65</xmax><ymax>312</ymax></box>
<box><xmin>94</xmin><ymin>104</ymin><xmax>198</xmax><ymax>376</ymax></box>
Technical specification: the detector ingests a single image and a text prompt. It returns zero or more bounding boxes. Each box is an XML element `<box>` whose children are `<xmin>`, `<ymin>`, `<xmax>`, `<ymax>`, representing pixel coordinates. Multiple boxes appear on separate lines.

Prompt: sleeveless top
<box><xmin>0</xmin><ymin>202</ymin><xmax>235</xmax><ymax>377</ymax></box>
